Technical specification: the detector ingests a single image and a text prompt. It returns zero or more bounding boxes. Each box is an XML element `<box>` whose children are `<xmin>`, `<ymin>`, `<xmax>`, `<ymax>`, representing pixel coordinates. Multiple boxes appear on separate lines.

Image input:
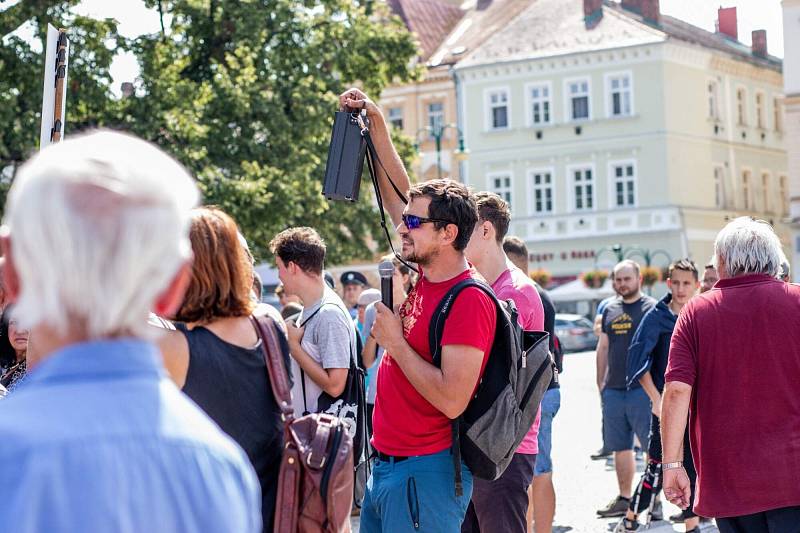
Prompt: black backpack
<box><xmin>428</xmin><ymin>278</ymin><xmax>554</xmax><ymax>496</ymax></box>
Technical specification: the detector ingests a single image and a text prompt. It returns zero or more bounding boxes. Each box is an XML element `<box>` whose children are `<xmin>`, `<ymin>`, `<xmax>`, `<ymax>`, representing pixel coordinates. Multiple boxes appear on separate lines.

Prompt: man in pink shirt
<box><xmin>463</xmin><ymin>192</ymin><xmax>545</xmax><ymax>533</ymax></box>
<box><xmin>662</xmin><ymin>217</ymin><xmax>800</xmax><ymax>531</ymax></box>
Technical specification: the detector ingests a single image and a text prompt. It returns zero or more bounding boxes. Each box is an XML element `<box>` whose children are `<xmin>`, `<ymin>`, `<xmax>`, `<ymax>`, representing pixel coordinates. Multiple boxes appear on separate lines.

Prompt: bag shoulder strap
<box><xmin>251</xmin><ymin>315</ymin><xmax>294</xmax><ymax>422</ymax></box>
<box><xmin>428</xmin><ymin>278</ymin><xmax>506</xmax><ymax>367</ymax></box>
<box><xmin>297</xmin><ymin>300</ymin><xmax>359</xmax><ymax>413</ymax></box>
<box><xmin>299</xmin><ymin>301</ymin><xmax>336</xmax><ymax>328</ymax></box>
<box><xmin>301</xmin><ymin>300</ymin><xmax>357</xmax><ymax>365</ymax></box>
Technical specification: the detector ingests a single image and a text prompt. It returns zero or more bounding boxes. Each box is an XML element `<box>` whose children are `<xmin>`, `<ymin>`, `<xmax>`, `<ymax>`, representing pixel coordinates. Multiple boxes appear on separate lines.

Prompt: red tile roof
<box><xmin>389</xmin><ymin>0</ymin><xmax>466</xmax><ymax>61</ymax></box>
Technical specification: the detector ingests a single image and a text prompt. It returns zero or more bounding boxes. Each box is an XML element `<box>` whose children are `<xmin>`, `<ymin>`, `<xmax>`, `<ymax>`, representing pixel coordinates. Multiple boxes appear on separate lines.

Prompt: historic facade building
<box><xmin>381</xmin><ymin>0</ymin><xmax>789</xmax><ymax>278</ymax></box>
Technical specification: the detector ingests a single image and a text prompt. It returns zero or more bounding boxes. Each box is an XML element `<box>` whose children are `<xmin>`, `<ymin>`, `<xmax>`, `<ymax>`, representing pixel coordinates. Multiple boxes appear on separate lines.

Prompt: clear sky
<box><xmin>60</xmin><ymin>0</ymin><xmax>788</xmax><ymax>92</ymax></box>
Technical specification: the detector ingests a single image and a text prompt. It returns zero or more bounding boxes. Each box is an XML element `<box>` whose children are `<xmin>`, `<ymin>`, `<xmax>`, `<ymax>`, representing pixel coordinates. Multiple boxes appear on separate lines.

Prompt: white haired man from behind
<box><xmin>0</xmin><ymin>131</ymin><xmax>261</xmax><ymax>532</ymax></box>
<box><xmin>662</xmin><ymin>217</ymin><xmax>800</xmax><ymax>530</ymax></box>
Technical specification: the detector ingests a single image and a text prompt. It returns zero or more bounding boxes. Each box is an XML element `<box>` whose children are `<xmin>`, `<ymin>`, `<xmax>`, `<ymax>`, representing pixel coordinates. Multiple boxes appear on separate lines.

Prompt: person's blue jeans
<box><xmin>360</xmin><ymin>449</ymin><xmax>473</xmax><ymax>532</ymax></box>
<box><xmin>535</xmin><ymin>388</ymin><xmax>561</xmax><ymax>476</ymax></box>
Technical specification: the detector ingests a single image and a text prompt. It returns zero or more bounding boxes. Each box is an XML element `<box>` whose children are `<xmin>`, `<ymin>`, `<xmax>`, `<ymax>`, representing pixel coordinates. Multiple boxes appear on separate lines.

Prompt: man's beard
<box><xmin>403</xmin><ymin>239</ymin><xmax>437</xmax><ymax>267</ymax></box>
<box><xmin>619</xmin><ymin>285</ymin><xmax>640</xmax><ymax>299</ymax></box>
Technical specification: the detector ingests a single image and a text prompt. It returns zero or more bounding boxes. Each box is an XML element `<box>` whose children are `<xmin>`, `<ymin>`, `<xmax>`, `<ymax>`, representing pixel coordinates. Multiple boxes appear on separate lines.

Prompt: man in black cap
<box><xmin>340</xmin><ymin>270</ymin><xmax>368</xmax><ymax>320</ymax></box>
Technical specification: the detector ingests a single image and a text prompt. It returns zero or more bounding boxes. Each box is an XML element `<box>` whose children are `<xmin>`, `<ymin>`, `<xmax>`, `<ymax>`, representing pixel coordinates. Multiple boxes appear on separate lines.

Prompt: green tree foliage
<box><xmin>121</xmin><ymin>0</ymin><xmax>419</xmax><ymax>263</ymax></box>
<box><xmin>1</xmin><ymin>0</ymin><xmax>419</xmax><ymax>264</ymax></box>
<box><xmin>0</xmin><ymin>1</ymin><xmax>124</xmax><ymax>206</ymax></box>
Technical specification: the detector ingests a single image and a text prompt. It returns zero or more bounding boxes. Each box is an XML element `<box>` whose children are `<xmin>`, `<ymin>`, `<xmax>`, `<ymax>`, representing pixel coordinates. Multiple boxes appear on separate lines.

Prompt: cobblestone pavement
<box><xmin>353</xmin><ymin>350</ymin><xmax>719</xmax><ymax>532</ymax></box>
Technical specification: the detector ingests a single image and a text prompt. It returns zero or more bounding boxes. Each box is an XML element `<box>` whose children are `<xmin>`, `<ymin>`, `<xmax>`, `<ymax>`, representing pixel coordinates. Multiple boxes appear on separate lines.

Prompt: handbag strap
<box><xmin>250</xmin><ymin>315</ymin><xmax>294</xmax><ymax>423</ymax></box>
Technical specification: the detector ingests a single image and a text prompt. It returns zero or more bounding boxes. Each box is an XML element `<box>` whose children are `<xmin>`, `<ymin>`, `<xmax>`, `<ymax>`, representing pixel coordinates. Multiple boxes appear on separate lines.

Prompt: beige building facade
<box><xmin>380</xmin><ymin>0</ymin><xmax>529</xmax><ymax>182</ymax></box>
<box><xmin>380</xmin><ymin>0</ymin><xmax>465</xmax><ymax>181</ymax></box>
<box><xmin>380</xmin><ymin>66</ymin><xmax>463</xmax><ymax>181</ymax></box>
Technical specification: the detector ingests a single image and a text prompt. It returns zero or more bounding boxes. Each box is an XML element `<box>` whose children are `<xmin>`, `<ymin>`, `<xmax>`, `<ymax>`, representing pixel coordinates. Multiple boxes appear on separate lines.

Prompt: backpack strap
<box><xmin>428</xmin><ymin>278</ymin><xmax>507</xmax><ymax>367</ymax></box>
<box><xmin>426</xmin><ymin>277</ymin><xmax>504</xmax><ymax>497</ymax></box>
<box><xmin>251</xmin><ymin>315</ymin><xmax>294</xmax><ymax>424</ymax></box>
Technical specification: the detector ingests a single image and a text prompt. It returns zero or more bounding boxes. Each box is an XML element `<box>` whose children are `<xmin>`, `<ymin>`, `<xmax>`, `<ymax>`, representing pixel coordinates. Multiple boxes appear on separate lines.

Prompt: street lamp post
<box><xmin>414</xmin><ymin>123</ymin><xmax>469</xmax><ymax>180</ymax></box>
<box><xmin>594</xmin><ymin>243</ymin><xmax>672</xmax><ymax>269</ymax></box>
<box><xmin>594</xmin><ymin>244</ymin><xmax>624</xmax><ymax>268</ymax></box>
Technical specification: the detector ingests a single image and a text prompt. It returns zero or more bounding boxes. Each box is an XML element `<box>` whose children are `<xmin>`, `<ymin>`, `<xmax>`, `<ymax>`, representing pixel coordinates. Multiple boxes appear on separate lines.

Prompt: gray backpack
<box><xmin>428</xmin><ymin>279</ymin><xmax>554</xmax><ymax>495</ymax></box>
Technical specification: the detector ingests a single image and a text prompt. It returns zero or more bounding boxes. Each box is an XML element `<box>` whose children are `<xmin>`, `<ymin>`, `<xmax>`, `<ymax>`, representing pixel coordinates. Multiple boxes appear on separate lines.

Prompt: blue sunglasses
<box><xmin>402</xmin><ymin>214</ymin><xmax>454</xmax><ymax>230</ymax></box>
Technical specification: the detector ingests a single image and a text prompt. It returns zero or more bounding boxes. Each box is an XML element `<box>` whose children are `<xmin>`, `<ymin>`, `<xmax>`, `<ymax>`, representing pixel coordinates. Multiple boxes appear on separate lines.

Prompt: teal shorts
<box><xmin>360</xmin><ymin>449</ymin><xmax>473</xmax><ymax>533</ymax></box>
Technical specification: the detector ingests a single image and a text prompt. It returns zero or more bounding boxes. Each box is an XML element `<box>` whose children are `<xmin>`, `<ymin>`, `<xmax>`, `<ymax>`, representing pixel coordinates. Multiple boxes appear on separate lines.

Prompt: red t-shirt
<box><xmin>371</xmin><ymin>267</ymin><xmax>496</xmax><ymax>456</ymax></box>
<box><xmin>666</xmin><ymin>274</ymin><xmax>800</xmax><ymax>517</ymax></box>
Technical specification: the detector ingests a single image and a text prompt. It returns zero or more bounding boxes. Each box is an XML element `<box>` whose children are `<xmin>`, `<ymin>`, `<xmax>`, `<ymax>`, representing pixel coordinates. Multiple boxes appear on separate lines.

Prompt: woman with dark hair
<box><xmin>158</xmin><ymin>206</ymin><xmax>287</xmax><ymax>532</ymax></box>
<box><xmin>0</xmin><ymin>309</ymin><xmax>29</xmax><ymax>393</ymax></box>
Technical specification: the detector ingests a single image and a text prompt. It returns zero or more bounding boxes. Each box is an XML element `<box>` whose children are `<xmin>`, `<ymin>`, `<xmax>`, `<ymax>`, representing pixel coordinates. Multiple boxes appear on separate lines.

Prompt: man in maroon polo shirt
<box><xmin>662</xmin><ymin>217</ymin><xmax>800</xmax><ymax>531</ymax></box>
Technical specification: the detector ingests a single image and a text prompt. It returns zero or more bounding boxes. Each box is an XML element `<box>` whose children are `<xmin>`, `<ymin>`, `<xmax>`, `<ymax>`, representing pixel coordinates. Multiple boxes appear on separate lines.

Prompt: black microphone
<box><xmin>378</xmin><ymin>260</ymin><xmax>394</xmax><ymax>311</ymax></box>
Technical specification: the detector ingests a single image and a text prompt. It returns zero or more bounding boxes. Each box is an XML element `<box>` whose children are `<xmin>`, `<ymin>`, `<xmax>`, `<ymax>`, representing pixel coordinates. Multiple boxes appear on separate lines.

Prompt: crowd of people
<box><xmin>0</xmin><ymin>87</ymin><xmax>798</xmax><ymax>533</ymax></box>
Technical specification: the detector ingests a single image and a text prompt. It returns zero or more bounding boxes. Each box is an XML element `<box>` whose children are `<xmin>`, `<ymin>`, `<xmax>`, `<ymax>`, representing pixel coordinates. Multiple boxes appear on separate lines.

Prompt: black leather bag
<box><xmin>322</xmin><ymin>111</ymin><xmax>368</xmax><ymax>202</ymax></box>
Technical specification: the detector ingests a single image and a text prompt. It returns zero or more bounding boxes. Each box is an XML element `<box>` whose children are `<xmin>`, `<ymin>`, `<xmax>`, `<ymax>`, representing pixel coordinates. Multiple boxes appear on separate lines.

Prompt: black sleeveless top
<box><xmin>177</xmin><ymin>322</ymin><xmax>287</xmax><ymax>531</ymax></box>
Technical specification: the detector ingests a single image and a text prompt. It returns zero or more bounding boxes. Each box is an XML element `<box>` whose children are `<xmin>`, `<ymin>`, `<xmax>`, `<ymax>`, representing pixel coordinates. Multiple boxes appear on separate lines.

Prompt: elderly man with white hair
<box><xmin>662</xmin><ymin>217</ymin><xmax>800</xmax><ymax>532</ymax></box>
<box><xmin>0</xmin><ymin>131</ymin><xmax>261</xmax><ymax>532</ymax></box>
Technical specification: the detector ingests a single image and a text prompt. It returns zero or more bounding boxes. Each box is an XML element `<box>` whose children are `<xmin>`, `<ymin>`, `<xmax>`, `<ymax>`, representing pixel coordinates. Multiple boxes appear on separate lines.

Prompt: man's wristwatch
<box><xmin>662</xmin><ymin>461</ymin><xmax>683</xmax><ymax>470</ymax></box>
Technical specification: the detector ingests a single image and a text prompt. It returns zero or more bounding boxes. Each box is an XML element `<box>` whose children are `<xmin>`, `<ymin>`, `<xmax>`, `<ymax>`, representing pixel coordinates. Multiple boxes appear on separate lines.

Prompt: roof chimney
<box><xmin>717</xmin><ymin>6</ymin><xmax>738</xmax><ymax>41</ymax></box>
<box><xmin>620</xmin><ymin>0</ymin><xmax>640</xmax><ymax>11</ymax></box>
<box><xmin>584</xmin><ymin>0</ymin><xmax>603</xmax><ymax>29</ymax></box>
<box><xmin>640</xmin><ymin>0</ymin><xmax>660</xmax><ymax>24</ymax></box>
<box><xmin>621</xmin><ymin>0</ymin><xmax>659</xmax><ymax>25</ymax></box>
<box><xmin>751</xmin><ymin>29</ymin><xmax>767</xmax><ymax>57</ymax></box>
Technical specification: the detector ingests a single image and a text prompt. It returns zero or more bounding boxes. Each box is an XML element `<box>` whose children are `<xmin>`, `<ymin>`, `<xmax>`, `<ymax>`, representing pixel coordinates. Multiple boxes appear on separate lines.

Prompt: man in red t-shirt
<box><xmin>462</xmin><ymin>192</ymin><xmax>544</xmax><ymax>533</ymax></box>
<box><xmin>662</xmin><ymin>217</ymin><xmax>800</xmax><ymax>531</ymax></box>
<box><xmin>340</xmin><ymin>88</ymin><xmax>496</xmax><ymax>533</ymax></box>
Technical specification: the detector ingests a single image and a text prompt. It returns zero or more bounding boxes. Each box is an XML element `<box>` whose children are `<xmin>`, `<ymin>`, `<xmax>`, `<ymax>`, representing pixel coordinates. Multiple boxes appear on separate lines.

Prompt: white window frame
<box><xmin>713</xmin><ymin>165</ymin><xmax>726</xmax><ymax>208</ymax></box>
<box><xmin>427</xmin><ymin>101</ymin><xmax>444</xmax><ymax>138</ymax></box>
<box><xmin>564</xmin><ymin>76</ymin><xmax>592</xmax><ymax>122</ymax></box>
<box><xmin>567</xmin><ymin>164</ymin><xmax>596</xmax><ymax>213</ymax></box>
<box><xmin>605</xmin><ymin>71</ymin><xmax>634</xmax><ymax>118</ymax></box>
<box><xmin>736</xmin><ymin>86</ymin><xmax>747</xmax><ymax>126</ymax></box>
<box><xmin>528</xmin><ymin>167</ymin><xmax>555</xmax><ymax>215</ymax></box>
<box><xmin>760</xmin><ymin>171</ymin><xmax>771</xmax><ymax>213</ymax></box>
<box><xmin>755</xmin><ymin>91</ymin><xmax>766</xmax><ymax>129</ymax></box>
<box><xmin>779</xmin><ymin>174</ymin><xmax>789</xmax><ymax>215</ymax></box>
<box><xmin>525</xmin><ymin>81</ymin><xmax>553</xmax><ymax>127</ymax></box>
<box><xmin>387</xmin><ymin>106</ymin><xmax>404</xmax><ymax>130</ymax></box>
<box><xmin>484</xmin><ymin>87</ymin><xmax>511</xmax><ymax>131</ymax></box>
<box><xmin>707</xmin><ymin>79</ymin><xmax>721</xmax><ymax>121</ymax></box>
<box><xmin>607</xmin><ymin>159</ymin><xmax>638</xmax><ymax>208</ymax></box>
<box><xmin>742</xmin><ymin>168</ymin><xmax>753</xmax><ymax>211</ymax></box>
<box><xmin>774</xmin><ymin>96</ymin><xmax>784</xmax><ymax>133</ymax></box>
<box><xmin>487</xmin><ymin>171</ymin><xmax>514</xmax><ymax>210</ymax></box>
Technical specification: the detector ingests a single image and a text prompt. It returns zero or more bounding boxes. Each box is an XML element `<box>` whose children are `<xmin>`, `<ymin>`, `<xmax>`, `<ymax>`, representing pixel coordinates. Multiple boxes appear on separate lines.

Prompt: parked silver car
<box><xmin>555</xmin><ymin>314</ymin><xmax>598</xmax><ymax>352</ymax></box>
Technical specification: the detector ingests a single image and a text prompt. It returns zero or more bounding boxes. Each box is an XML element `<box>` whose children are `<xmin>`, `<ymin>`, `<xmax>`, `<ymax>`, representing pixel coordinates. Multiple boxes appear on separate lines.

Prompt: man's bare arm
<box><xmin>340</xmin><ymin>88</ymin><xmax>410</xmax><ymax>227</ymax></box>
<box><xmin>362</xmin><ymin>333</ymin><xmax>379</xmax><ymax>369</ymax></box>
<box><xmin>661</xmin><ymin>380</ymin><xmax>693</xmax><ymax>509</ymax></box>
<box><xmin>593</xmin><ymin>314</ymin><xmax>603</xmax><ymax>336</ymax></box>
<box><xmin>389</xmin><ymin>341</ymin><xmax>484</xmax><ymax>419</ymax></box>
<box><xmin>661</xmin><ymin>381</ymin><xmax>692</xmax><ymax>461</ymax></box>
<box><xmin>596</xmin><ymin>333</ymin><xmax>609</xmax><ymax>391</ymax></box>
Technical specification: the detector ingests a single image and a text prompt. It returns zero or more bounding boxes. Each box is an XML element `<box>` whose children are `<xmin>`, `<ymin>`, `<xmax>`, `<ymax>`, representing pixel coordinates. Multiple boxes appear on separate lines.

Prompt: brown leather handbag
<box><xmin>251</xmin><ymin>315</ymin><xmax>354</xmax><ymax>533</ymax></box>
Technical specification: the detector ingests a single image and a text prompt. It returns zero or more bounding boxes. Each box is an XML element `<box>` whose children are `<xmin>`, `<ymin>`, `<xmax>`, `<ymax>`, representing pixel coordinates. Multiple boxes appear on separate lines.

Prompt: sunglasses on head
<box><xmin>401</xmin><ymin>214</ymin><xmax>454</xmax><ymax>230</ymax></box>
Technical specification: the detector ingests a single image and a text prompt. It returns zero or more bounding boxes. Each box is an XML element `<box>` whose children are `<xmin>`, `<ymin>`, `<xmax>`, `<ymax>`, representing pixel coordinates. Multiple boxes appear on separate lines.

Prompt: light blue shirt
<box><xmin>0</xmin><ymin>339</ymin><xmax>261</xmax><ymax>533</ymax></box>
<box><xmin>362</xmin><ymin>302</ymin><xmax>384</xmax><ymax>403</ymax></box>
